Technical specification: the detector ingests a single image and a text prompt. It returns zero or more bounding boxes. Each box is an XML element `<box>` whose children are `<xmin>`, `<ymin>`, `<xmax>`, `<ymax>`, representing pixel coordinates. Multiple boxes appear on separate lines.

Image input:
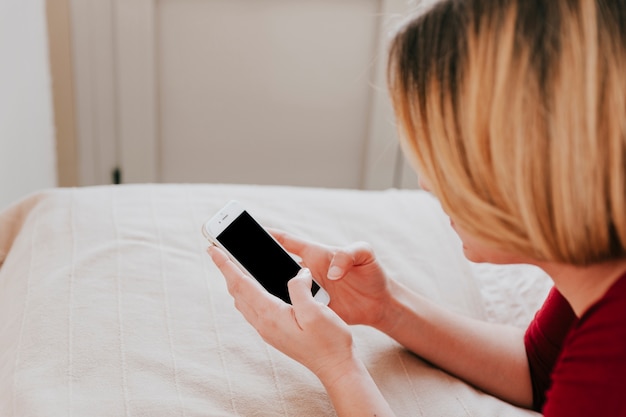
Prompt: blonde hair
<box><xmin>388</xmin><ymin>0</ymin><xmax>626</xmax><ymax>265</ymax></box>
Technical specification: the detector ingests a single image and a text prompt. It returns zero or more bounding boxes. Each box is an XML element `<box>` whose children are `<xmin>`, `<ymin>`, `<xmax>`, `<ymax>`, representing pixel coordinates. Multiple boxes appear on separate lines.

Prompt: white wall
<box><xmin>0</xmin><ymin>0</ymin><xmax>57</xmax><ymax>210</ymax></box>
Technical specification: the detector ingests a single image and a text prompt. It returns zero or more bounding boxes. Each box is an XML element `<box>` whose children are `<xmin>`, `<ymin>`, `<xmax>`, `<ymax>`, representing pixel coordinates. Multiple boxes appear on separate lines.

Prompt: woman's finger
<box><xmin>269</xmin><ymin>228</ymin><xmax>324</xmax><ymax>256</ymax></box>
<box><xmin>207</xmin><ymin>245</ymin><xmax>235</xmax><ymax>272</ymax></box>
<box><xmin>207</xmin><ymin>245</ymin><xmax>275</xmax><ymax>311</ymax></box>
<box><xmin>207</xmin><ymin>245</ymin><xmax>251</xmax><ymax>292</ymax></box>
<box><xmin>327</xmin><ymin>241</ymin><xmax>376</xmax><ymax>280</ymax></box>
<box><xmin>288</xmin><ymin>269</ymin><xmax>316</xmax><ymax>306</ymax></box>
<box><xmin>288</xmin><ymin>269</ymin><xmax>327</xmax><ymax>329</ymax></box>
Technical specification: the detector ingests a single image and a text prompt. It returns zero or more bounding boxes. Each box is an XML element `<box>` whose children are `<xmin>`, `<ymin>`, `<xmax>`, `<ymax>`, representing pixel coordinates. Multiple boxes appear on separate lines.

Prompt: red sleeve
<box><xmin>524</xmin><ymin>287</ymin><xmax>576</xmax><ymax>411</ymax></box>
<box><xmin>542</xmin><ymin>276</ymin><xmax>626</xmax><ymax>417</ymax></box>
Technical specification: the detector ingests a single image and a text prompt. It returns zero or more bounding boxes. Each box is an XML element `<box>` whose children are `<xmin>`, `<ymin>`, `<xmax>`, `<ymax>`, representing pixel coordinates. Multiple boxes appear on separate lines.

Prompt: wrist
<box><xmin>371</xmin><ymin>279</ymin><xmax>408</xmax><ymax>335</ymax></box>
<box><xmin>315</xmin><ymin>355</ymin><xmax>397</xmax><ymax>417</ymax></box>
<box><xmin>315</xmin><ymin>355</ymin><xmax>369</xmax><ymax>392</ymax></box>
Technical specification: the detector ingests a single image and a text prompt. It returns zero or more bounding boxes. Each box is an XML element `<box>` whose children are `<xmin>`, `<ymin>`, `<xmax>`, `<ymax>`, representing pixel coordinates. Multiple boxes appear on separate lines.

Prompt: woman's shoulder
<box><xmin>576</xmin><ymin>271</ymin><xmax>626</xmax><ymax>332</ymax></box>
<box><xmin>543</xmin><ymin>273</ymin><xmax>626</xmax><ymax>416</ymax></box>
<box><xmin>563</xmin><ymin>271</ymin><xmax>626</xmax><ymax>364</ymax></box>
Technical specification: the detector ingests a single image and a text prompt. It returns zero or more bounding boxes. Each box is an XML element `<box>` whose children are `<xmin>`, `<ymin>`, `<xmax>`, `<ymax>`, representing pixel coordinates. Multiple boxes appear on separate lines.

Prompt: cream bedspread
<box><xmin>0</xmin><ymin>184</ymin><xmax>547</xmax><ymax>416</ymax></box>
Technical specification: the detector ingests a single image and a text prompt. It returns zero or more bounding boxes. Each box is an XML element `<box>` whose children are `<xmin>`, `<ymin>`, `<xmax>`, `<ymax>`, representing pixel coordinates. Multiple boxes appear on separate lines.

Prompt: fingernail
<box><xmin>297</xmin><ymin>268</ymin><xmax>311</xmax><ymax>277</ymax></box>
<box><xmin>207</xmin><ymin>245</ymin><xmax>220</xmax><ymax>260</ymax></box>
<box><xmin>327</xmin><ymin>265</ymin><xmax>342</xmax><ymax>280</ymax></box>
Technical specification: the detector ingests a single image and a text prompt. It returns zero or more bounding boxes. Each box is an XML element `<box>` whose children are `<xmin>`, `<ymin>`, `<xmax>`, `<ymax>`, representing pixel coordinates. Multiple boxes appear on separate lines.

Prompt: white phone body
<box><xmin>202</xmin><ymin>200</ymin><xmax>330</xmax><ymax>305</ymax></box>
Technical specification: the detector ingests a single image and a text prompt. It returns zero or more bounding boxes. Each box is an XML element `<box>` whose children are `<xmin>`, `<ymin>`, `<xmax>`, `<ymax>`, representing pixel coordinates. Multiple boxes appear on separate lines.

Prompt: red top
<box><xmin>524</xmin><ymin>273</ymin><xmax>626</xmax><ymax>416</ymax></box>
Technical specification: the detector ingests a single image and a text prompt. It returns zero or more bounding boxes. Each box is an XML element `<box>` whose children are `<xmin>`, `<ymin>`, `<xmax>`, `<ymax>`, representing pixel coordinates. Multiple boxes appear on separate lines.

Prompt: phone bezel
<box><xmin>202</xmin><ymin>200</ymin><xmax>246</xmax><ymax>241</ymax></box>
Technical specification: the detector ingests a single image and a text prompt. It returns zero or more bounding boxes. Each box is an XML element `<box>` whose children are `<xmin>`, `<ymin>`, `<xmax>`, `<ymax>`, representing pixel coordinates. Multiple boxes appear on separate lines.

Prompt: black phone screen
<box><xmin>216</xmin><ymin>211</ymin><xmax>319</xmax><ymax>303</ymax></box>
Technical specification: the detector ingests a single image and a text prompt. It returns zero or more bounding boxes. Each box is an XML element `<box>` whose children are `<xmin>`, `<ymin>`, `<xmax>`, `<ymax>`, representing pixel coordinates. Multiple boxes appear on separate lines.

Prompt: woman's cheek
<box><xmin>460</xmin><ymin>244</ymin><xmax>487</xmax><ymax>263</ymax></box>
<box><xmin>453</xmin><ymin>226</ymin><xmax>494</xmax><ymax>263</ymax></box>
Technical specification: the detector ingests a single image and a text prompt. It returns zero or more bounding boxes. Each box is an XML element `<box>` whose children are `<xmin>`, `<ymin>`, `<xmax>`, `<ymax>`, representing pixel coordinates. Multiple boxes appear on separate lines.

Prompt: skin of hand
<box><xmin>269</xmin><ymin>229</ymin><xmax>394</xmax><ymax>329</ymax></box>
<box><xmin>272</xmin><ymin>229</ymin><xmax>534</xmax><ymax>407</ymax></box>
<box><xmin>207</xmin><ymin>245</ymin><xmax>357</xmax><ymax>381</ymax></box>
<box><xmin>208</xmin><ymin>228</ymin><xmax>535</xmax><ymax>411</ymax></box>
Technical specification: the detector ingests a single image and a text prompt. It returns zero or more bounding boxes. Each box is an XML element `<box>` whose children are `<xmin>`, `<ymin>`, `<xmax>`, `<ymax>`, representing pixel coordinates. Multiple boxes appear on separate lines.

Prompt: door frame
<box><xmin>69</xmin><ymin>0</ymin><xmax>414</xmax><ymax>188</ymax></box>
<box><xmin>46</xmin><ymin>0</ymin><xmax>79</xmax><ymax>187</ymax></box>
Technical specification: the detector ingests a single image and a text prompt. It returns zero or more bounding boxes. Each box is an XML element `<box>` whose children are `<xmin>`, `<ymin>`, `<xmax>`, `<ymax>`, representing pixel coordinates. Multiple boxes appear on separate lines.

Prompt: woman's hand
<box><xmin>270</xmin><ymin>230</ymin><xmax>393</xmax><ymax>329</ymax></box>
<box><xmin>208</xmin><ymin>245</ymin><xmax>397</xmax><ymax>416</ymax></box>
<box><xmin>208</xmin><ymin>245</ymin><xmax>355</xmax><ymax>380</ymax></box>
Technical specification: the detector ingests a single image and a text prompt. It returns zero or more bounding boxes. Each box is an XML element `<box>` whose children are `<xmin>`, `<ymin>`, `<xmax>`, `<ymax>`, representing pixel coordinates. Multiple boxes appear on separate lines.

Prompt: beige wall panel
<box><xmin>157</xmin><ymin>0</ymin><xmax>379</xmax><ymax>188</ymax></box>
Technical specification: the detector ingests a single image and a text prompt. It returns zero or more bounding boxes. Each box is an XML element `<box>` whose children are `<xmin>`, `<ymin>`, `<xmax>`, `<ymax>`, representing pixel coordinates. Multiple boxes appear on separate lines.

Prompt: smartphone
<box><xmin>202</xmin><ymin>200</ymin><xmax>330</xmax><ymax>305</ymax></box>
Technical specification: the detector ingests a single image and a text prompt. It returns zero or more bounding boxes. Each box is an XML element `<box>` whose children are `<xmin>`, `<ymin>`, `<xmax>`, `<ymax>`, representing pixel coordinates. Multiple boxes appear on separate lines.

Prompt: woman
<box><xmin>209</xmin><ymin>0</ymin><xmax>626</xmax><ymax>415</ymax></box>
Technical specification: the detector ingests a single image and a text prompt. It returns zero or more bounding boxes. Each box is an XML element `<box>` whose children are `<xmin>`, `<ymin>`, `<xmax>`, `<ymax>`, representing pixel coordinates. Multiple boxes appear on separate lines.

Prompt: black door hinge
<box><xmin>112</xmin><ymin>167</ymin><xmax>122</xmax><ymax>184</ymax></box>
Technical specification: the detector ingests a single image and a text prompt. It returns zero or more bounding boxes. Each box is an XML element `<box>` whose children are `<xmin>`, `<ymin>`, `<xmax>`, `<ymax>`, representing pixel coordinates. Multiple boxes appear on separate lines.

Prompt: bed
<box><xmin>0</xmin><ymin>184</ymin><xmax>550</xmax><ymax>416</ymax></box>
